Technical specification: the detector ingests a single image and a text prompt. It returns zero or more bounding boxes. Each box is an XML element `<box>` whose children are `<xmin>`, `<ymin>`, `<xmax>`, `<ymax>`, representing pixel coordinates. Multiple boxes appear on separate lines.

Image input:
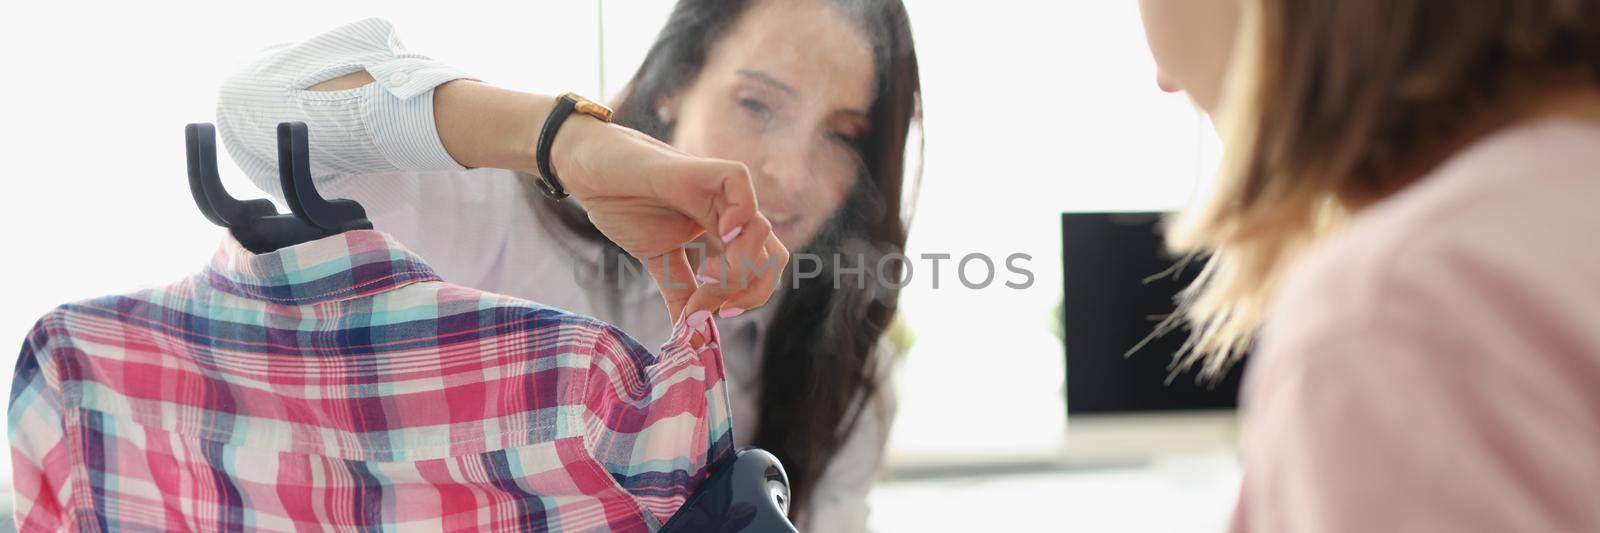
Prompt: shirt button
<box><xmin>388</xmin><ymin>72</ymin><xmax>411</xmax><ymax>85</ymax></box>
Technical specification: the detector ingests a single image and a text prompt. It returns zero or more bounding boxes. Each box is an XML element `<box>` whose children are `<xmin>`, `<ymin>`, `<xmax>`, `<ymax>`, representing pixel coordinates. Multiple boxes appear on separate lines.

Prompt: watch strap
<box><xmin>533</xmin><ymin>94</ymin><xmax>581</xmax><ymax>200</ymax></box>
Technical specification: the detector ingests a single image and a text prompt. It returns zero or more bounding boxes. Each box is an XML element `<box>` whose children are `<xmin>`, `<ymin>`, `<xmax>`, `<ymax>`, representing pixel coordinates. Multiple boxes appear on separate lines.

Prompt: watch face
<box><xmin>574</xmin><ymin>99</ymin><xmax>615</xmax><ymax>122</ymax></box>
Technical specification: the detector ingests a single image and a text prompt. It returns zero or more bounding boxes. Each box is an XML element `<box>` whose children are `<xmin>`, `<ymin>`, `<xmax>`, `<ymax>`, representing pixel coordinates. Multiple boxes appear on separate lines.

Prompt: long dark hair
<box><xmin>548</xmin><ymin>0</ymin><xmax>921</xmax><ymax>520</ymax></box>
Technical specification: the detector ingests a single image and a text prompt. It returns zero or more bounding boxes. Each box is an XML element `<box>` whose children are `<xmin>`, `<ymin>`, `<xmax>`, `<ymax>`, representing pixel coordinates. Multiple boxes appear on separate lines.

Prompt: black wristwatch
<box><xmin>533</xmin><ymin>92</ymin><xmax>614</xmax><ymax>200</ymax></box>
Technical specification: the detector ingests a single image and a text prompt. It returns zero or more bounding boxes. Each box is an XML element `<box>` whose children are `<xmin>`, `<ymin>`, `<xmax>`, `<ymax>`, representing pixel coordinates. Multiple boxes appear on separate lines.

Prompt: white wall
<box><xmin>888</xmin><ymin>0</ymin><xmax>1219</xmax><ymax>460</ymax></box>
<box><xmin>0</xmin><ymin>0</ymin><xmax>602</xmax><ymax>392</ymax></box>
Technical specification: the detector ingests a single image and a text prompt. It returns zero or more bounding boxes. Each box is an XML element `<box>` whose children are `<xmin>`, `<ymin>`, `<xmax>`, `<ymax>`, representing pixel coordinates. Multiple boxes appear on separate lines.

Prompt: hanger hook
<box><xmin>276</xmin><ymin>122</ymin><xmax>373</xmax><ymax>232</ymax></box>
<box><xmin>186</xmin><ymin>123</ymin><xmax>277</xmax><ymax>229</ymax></box>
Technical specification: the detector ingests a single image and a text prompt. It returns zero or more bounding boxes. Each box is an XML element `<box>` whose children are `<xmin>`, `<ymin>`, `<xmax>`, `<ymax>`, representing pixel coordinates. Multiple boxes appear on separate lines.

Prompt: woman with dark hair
<box><xmin>1139</xmin><ymin>0</ymin><xmax>1600</xmax><ymax>530</ymax></box>
<box><xmin>215</xmin><ymin>0</ymin><xmax>920</xmax><ymax>529</ymax></box>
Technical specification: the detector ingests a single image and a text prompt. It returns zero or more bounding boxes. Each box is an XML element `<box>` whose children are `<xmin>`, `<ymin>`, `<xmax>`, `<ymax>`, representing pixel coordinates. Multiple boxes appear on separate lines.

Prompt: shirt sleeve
<box><xmin>8</xmin><ymin>319</ymin><xmax>72</xmax><ymax>532</ymax></box>
<box><xmin>799</xmin><ymin>343</ymin><xmax>899</xmax><ymax>533</ymax></box>
<box><xmin>579</xmin><ymin>320</ymin><xmax>736</xmax><ymax>526</ymax></box>
<box><xmin>214</xmin><ymin>17</ymin><xmax>474</xmax><ymax>200</ymax></box>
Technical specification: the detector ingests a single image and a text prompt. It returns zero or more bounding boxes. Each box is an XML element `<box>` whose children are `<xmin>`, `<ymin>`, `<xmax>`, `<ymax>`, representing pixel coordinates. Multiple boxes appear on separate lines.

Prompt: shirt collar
<box><xmin>203</xmin><ymin>229</ymin><xmax>441</xmax><ymax>305</ymax></box>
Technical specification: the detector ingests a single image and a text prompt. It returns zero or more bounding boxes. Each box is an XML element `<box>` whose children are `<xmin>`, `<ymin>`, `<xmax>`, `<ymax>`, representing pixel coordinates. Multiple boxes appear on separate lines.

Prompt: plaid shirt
<box><xmin>8</xmin><ymin>230</ymin><xmax>733</xmax><ymax>532</ymax></box>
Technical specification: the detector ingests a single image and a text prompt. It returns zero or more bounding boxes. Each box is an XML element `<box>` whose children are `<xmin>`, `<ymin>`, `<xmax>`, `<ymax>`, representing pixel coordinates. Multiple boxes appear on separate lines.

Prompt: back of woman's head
<box><xmin>1171</xmin><ymin>0</ymin><xmax>1600</xmax><ymax>372</ymax></box>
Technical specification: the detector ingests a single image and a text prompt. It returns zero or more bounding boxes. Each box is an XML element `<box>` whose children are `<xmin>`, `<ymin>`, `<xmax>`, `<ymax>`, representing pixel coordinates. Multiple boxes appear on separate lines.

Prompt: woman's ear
<box><xmin>654</xmin><ymin>93</ymin><xmax>679</xmax><ymax>125</ymax></box>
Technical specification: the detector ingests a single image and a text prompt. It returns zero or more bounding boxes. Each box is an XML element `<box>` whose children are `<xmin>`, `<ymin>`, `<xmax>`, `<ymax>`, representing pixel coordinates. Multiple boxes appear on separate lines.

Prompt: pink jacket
<box><xmin>1231</xmin><ymin>118</ymin><xmax>1600</xmax><ymax>532</ymax></box>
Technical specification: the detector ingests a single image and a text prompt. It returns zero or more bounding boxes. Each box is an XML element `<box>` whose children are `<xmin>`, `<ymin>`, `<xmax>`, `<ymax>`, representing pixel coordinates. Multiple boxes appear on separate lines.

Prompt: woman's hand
<box><xmin>552</xmin><ymin>116</ymin><xmax>790</xmax><ymax>326</ymax></box>
<box><xmin>430</xmin><ymin>80</ymin><xmax>787</xmax><ymax>326</ymax></box>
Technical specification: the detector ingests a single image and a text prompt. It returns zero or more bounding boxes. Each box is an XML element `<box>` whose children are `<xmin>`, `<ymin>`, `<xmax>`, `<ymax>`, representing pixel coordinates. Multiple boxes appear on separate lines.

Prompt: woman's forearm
<box><xmin>431</xmin><ymin>79</ymin><xmax>551</xmax><ymax>174</ymax></box>
<box><xmin>304</xmin><ymin>73</ymin><xmax>577</xmax><ymax>178</ymax></box>
<box><xmin>430</xmin><ymin>79</ymin><xmax>630</xmax><ymax>198</ymax></box>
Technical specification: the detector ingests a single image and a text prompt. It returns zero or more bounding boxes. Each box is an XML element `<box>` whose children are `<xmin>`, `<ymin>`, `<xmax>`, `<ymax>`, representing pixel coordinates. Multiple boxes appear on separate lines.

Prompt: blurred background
<box><xmin>0</xmin><ymin>1</ymin><xmax>1234</xmax><ymax>530</ymax></box>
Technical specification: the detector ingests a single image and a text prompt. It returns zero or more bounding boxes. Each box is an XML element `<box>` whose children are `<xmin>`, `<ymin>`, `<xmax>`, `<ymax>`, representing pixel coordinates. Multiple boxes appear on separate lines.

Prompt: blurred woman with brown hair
<box><xmin>1139</xmin><ymin>0</ymin><xmax>1600</xmax><ymax>530</ymax></box>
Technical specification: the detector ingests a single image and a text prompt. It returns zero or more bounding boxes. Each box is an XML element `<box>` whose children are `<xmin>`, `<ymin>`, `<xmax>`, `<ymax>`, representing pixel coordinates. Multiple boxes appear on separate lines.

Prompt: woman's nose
<box><xmin>756</xmin><ymin>145</ymin><xmax>813</xmax><ymax>198</ymax></box>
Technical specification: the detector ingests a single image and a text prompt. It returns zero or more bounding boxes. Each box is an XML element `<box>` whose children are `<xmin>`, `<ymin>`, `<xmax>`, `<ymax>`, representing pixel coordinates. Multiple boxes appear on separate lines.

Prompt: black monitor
<box><xmin>1061</xmin><ymin>212</ymin><xmax>1246</xmax><ymax>415</ymax></box>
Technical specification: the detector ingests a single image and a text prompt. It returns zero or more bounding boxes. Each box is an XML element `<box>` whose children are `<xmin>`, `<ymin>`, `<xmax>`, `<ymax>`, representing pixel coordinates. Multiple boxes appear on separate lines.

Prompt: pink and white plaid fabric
<box><xmin>8</xmin><ymin>230</ymin><xmax>733</xmax><ymax>531</ymax></box>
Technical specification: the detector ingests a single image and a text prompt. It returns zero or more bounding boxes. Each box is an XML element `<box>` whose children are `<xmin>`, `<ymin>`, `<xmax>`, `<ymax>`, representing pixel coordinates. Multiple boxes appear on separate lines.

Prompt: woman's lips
<box><xmin>766</xmin><ymin>211</ymin><xmax>800</xmax><ymax>225</ymax></box>
<box><xmin>768</xmin><ymin>213</ymin><xmax>801</xmax><ymax>236</ymax></box>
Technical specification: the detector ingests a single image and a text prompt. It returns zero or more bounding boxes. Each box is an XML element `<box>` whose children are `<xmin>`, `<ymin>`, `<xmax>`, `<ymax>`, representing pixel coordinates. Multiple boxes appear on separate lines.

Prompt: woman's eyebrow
<box><xmin>737</xmin><ymin>69</ymin><xmax>798</xmax><ymax>96</ymax></box>
<box><xmin>740</xmin><ymin>68</ymin><xmax>869</xmax><ymax>115</ymax></box>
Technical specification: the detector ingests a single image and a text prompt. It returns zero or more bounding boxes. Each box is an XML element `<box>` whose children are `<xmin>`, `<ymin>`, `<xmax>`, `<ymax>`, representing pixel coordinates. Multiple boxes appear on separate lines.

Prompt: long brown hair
<box><xmin>1169</xmin><ymin>0</ymin><xmax>1600</xmax><ymax>373</ymax></box>
<box><xmin>549</xmin><ymin>0</ymin><xmax>922</xmax><ymax>520</ymax></box>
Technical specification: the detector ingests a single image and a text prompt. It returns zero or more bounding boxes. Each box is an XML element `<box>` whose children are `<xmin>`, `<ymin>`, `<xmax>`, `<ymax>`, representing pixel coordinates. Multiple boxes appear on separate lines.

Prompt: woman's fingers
<box><xmin>573</xmin><ymin>124</ymin><xmax>788</xmax><ymax>330</ymax></box>
<box><xmin>711</xmin><ymin>160</ymin><xmax>760</xmax><ymax>246</ymax></box>
<box><xmin>667</xmin><ymin>157</ymin><xmax>759</xmax><ymax>259</ymax></box>
<box><xmin>624</xmin><ymin>150</ymin><xmax>785</xmax><ymax>328</ymax></box>
<box><xmin>685</xmin><ymin>215</ymin><xmax>783</xmax><ymax>320</ymax></box>
<box><xmin>715</xmin><ymin>234</ymin><xmax>790</xmax><ymax>317</ymax></box>
<box><xmin>645</xmin><ymin>248</ymin><xmax>697</xmax><ymax>325</ymax></box>
<box><xmin>665</xmin><ymin>155</ymin><xmax>783</xmax><ymax>319</ymax></box>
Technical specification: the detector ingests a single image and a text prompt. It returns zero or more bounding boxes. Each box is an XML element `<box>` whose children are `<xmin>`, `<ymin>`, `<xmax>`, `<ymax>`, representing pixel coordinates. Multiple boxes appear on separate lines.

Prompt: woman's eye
<box><xmin>831</xmin><ymin>131</ymin><xmax>861</xmax><ymax>147</ymax></box>
<box><xmin>739</xmin><ymin>97</ymin><xmax>773</xmax><ymax>120</ymax></box>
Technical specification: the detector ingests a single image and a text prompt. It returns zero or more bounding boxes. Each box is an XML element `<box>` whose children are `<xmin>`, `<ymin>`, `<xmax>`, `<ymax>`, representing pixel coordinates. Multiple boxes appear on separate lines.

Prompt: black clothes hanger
<box><xmin>659</xmin><ymin>448</ymin><xmax>799</xmax><ymax>533</ymax></box>
<box><xmin>185</xmin><ymin>121</ymin><xmax>369</xmax><ymax>254</ymax></box>
<box><xmin>274</xmin><ymin>122</ymin><xmax>372</xmax><ymax>234</ymax></box>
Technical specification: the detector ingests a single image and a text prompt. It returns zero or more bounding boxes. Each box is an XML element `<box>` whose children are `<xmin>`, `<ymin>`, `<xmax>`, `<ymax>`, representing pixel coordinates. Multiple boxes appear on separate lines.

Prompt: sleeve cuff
<box><xmin>362</xmin><ymin>56</ymin><xmax>476</xmax><ymax>171</ymax></box>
